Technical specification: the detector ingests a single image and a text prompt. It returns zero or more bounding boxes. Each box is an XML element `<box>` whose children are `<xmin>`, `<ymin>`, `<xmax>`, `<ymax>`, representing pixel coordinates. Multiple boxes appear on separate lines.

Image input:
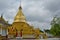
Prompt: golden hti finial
<box><xmin>19</xmin><ymin>0</ymin><xmax>22</xmax><ymax>9</ymax></box>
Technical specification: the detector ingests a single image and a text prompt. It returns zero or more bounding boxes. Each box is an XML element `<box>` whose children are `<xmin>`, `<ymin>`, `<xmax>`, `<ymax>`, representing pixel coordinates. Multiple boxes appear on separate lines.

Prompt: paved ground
<box><xmin>8</xmin><ymin>38</ymin><xmax>40</xmax><ymax>40</ymax></box>
<box><xmin>9</xmin><ymin>38</ymin><xmax>60</xmax><ymax>40</ymax></box>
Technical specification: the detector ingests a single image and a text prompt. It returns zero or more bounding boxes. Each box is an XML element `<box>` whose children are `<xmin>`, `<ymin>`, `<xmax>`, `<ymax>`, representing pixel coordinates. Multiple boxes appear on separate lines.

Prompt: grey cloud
<box><xmin>43</xmin><ymin>0</ymin><xmax>60</xmax><ymax>12</ymax></box>
<box><xmin>0</xmin><ymin>0</ymin><xmax>60</xmax><ymax>30</ymax></box>
<box><xmin>22</xmin><ymin>0</ymin><xmax>60</xmax><ymax>22</ymax></box>
<box><xmin>28</xmin><ymin>21</ymin><xmax>51</xmax><ymax>30</ymax></box>
<box><xmin>0</xmin><ymin>0</ymin><xmax>20</xmax><ymax>22</ymax></box>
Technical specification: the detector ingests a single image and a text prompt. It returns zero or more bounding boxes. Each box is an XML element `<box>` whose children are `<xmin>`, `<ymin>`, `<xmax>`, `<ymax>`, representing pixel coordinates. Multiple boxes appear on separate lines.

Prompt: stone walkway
<box><xmin>9</xmin><ymin>38</ymin><xmax>40</xmax><ymax>40</ymax></box>
<box><xmin>9</xmin><ymin>38</ymin><xmax>60</xmax><ymax>40</ymax></box>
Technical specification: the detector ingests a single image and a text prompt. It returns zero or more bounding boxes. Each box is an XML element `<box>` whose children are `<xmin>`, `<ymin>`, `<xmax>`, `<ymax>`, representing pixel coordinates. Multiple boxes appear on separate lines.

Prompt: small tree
<box><xmin>50</xmin><ymin>24</ymin><xmax>60</xmax><ymax>36</ymax></box>
<box><xmin>50</xmin><ymin>16</ymin><xmax>60</xmax><ymax>36</ymax></box>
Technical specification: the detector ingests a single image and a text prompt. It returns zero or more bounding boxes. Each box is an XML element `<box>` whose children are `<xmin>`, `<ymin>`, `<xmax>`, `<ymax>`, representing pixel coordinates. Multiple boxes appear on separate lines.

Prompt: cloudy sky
<box><xmin>0</xmin><ymin>0</ymin><xmax>60</xmax><ymax>30</ymax></box>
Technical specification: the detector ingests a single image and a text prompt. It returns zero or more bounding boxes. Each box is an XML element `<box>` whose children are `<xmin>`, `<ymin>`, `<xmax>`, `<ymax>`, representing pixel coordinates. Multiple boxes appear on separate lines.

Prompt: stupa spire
<box><xmin>14</xmin><ymin>0</ymin><xmax>26</xmax><ymax>22</ymax></box>
<box><xmin>19</xmin><ymin>0</ymin><xmax>22</xmax><ymax>9</ymax></box>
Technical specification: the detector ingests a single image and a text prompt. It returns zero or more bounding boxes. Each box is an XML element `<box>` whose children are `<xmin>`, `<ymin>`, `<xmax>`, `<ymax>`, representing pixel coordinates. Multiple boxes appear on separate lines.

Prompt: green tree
<box><xmin>50</xmin><ymin>24</ymin><xmax>60</xmax><ymax>36</ymax></box>
<box><xmin>50</xmin><ymin>16</ymin><xmax>60</xmax><ymax>36</ymax></box>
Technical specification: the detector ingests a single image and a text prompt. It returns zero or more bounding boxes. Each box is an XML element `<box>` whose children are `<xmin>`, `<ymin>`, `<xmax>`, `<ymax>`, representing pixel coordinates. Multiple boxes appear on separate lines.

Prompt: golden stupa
<box><xmin>0</xmin><ymin>0</ymin><xmax>47</xmax><ymax>39</ymax></box>
<box><xmin>8</xmin><ymin>6</ymin><xmax>42</xmax><ymax>38</ymax></box>
<box><xmin>0</xmin><ymin>6</ymin><xmax>47</xmax><ymax>39</ymax></box>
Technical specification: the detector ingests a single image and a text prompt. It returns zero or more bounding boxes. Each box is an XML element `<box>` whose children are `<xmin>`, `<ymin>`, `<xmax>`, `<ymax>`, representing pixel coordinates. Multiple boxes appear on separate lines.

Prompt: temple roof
<box><xmin>0</xmin><ymin>14</ymin><xmax>5</xmax><ymax>22</ymax></box>
<box><xmin>0</xmin><ymin>15</ymin><xmax>10</xmax><ymax>27</ymax></box>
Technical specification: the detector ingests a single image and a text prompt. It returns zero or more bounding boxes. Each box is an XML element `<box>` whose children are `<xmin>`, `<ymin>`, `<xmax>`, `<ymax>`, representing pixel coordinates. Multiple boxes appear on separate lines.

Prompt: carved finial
<box><xmin>20</xmin><ymin>0</ymin><xmax>21</xmax><ymax>6</ymax></box>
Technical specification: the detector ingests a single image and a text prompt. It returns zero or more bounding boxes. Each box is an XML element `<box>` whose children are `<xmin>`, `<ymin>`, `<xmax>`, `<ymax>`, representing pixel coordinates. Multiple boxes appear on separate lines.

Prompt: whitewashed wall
<box><xmin>2</xmin><ymin>29</ymin><xmax>7</xmax><ymax>36</ymax></box>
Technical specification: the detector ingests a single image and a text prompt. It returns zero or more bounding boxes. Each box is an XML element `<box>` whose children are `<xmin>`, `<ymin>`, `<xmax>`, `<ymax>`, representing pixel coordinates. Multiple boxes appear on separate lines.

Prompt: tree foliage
<box><xmin>50</xmin><ymin>16</ymin><xmax>60</xmax><ymax>36</ymax></box>
<box><xmin>44</xmin><ymin>29</ymin><xmax>50</xmax><ymax>33</ymax></box>
<box><xmin>50</xmin><ymin>24</ymin><xmax>60</xmax><ymax>36</ymax></box>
